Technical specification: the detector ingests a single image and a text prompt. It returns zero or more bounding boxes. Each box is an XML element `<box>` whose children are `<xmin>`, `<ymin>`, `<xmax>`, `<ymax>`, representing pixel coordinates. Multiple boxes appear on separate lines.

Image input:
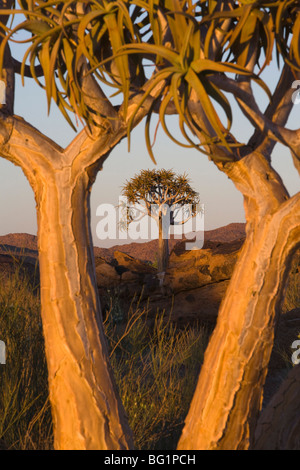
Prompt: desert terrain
<box><xmin>0</xmin><ymin>222</ymin><xmax>299</xmax><ymax>438</ymax></box>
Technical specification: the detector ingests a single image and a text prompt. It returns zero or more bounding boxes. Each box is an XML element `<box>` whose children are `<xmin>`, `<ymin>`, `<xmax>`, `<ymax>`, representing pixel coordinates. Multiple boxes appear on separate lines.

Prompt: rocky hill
<box><xmin>0</xmin><ymin>222</ymin><xmax>246</xmax><ymax>263</ymax></box>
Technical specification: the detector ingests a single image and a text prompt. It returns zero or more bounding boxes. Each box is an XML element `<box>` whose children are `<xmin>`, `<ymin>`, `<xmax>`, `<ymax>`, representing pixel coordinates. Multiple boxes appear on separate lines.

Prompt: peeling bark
<box><xmin>0</xmin><ymin>23</ymin><xmax>167</xmax><ymax>444</ymax></box>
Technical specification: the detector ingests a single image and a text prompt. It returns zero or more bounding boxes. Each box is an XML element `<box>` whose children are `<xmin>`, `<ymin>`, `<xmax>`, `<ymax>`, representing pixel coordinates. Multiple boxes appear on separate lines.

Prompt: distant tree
<box><xmin>122</xmin><ymin>169</ymin><xmax>200</xmax><ymax>272</ymax></box>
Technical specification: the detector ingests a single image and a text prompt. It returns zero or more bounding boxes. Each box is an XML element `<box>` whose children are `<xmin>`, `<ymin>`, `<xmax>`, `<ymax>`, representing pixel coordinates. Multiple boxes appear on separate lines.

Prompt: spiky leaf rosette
<box><xmin>114</xmin><ymin>1</ymin><xmax>300</xmax><ymax>161</ymax></box>
<box><xmin>1</xmin><ymin>1</ymin><xmax>300</xmax><ymax>153</ymax></box>
<box><xmin>0</xmin><ymin>0</ymin><xmax>147</xmax><ymax>129</ymax></box>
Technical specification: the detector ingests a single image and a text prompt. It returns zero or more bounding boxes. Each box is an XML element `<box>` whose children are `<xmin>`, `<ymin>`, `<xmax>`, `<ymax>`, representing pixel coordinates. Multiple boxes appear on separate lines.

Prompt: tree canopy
<box><xmin>2</xmin><ymin>1</ymin><xmax>300</xmax><ymax>168</ymax></box>
<box><xmin>122</xmin><ymin>168</ymin><xmax>200</xmax><ymax>271</ymax></box>
<box><xmin>122</xmin><ymin>168</ymin><xmax>199</xmax><ymax>212</ymax></box>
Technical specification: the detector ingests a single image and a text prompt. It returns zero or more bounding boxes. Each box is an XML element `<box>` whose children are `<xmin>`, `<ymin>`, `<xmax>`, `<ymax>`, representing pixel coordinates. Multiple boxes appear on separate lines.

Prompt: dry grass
<box><xmin>0</xmin><ymin>264</ymin><xmax>208</xmax><ymax>450</ymax></box>
<box><xmin>104</xmin><ymin>294</ymin><xmax>208</xmax><ymax>449</ymax></box>
<box><xmin>1</xmin><ymin>254</ymin><xmax>297</xmax><ymax>450</ymax></box>
<box><xmin>0</xmin><ymin>262</ymin><xmax>53</xmax><ymax>450</ymax></box>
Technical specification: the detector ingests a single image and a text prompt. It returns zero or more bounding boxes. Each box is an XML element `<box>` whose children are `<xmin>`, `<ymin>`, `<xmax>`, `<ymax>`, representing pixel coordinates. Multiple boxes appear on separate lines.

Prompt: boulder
<box><xmin>93</xmin><ymin>239</ymin><xmax>246</xmax><ymax>327</ymax></box>
<box><xmin>113</xmin><ymin>251</ymin><xmax>156</xmax><ymax>275</ymax></box>
<box><xmin>96</xmin><ymin>239</ymin><xmax>244</xmax><ymax>327</ymax></box>
<box><xmin>95</xmin><ymin>257</ymin><xmax>120</xmax><ymax>288</ymax></box>
<box><xmin>146</xmin><ymin>280</ymin><xmax>230</xmax><ymax>328</ymax></box>
<box><xmin>164</xmin><ymin>239</ymin><xmax>243</xmax><ymax>294</ymax></box>
<box><xmin>95</xmin><ymin>240</ymin><xmax>298</xmax><ymax>331</ymax></box>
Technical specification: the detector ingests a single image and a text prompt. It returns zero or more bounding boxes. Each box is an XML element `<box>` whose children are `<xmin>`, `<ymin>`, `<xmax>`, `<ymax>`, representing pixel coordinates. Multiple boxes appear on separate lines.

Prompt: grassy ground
<box><xmin>0</xmin><ymin>262</ymin><xmax>52</xmax><ymax>450</ymax></box>
<box><xmin>0</xmin><ymin>255</ymin><xmax>299</xmax><ymax>450</ymax></box>
<box><xmin>0</xmin><ymin>264</ymin><xmax>208</xmax><ymax>450</ymax></box>
<box><xmin>104</xmin><ymin>292</ymin><xmax>208</xmax><ymax>449</ymax></box>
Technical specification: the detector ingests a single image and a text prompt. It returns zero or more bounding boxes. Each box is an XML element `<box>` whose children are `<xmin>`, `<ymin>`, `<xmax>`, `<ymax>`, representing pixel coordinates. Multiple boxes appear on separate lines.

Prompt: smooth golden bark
<box><xmin>0</xmin><ymin>114</ymin><xmax>135</xmax><ymax>449</ymax></box>
<box><xmin>178</xmin><ymin>153</ymin><xmax>300</xmax><ymax>450</ymax></box>
<box><xmin>35</xmin><ymin>166</ymin><xmax>133</xmax><ymax>450</ymax></box>
<box><xmin>0</xmin><ymin>44</ymin><xmax>166</xmax><ymax>445</ymax></box>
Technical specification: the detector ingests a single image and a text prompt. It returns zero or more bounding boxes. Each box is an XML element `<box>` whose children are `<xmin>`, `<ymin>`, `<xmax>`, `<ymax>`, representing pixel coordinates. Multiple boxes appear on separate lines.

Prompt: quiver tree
<box><xmin>121</xmin><ymin>168</ymin><xmax>200</xmax><ymax>272</ymax></box>
<box><xmin>0</xmin><ymin>0</ymin><xmax>171</xmax><ymax>450</ymax></box>
<box><xmin>1</xmin><ymin>0</ymin><xmax>300</xmax><ymax>451</ymax></box>
<box><xmin>112</xmin><ymin>1</ymin><xmax>300</xmax><ymax>449</ymax></box>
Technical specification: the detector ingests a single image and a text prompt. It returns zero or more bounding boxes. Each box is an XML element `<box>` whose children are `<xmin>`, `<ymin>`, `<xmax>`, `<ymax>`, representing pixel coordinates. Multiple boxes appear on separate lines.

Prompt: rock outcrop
<box><xmin>95</xmin><ymin>238</ymin><xmax>244</xmax><ymax>327</ymax></box>
<box><xmin>0</xmin><ymin>230</ymin><xmax>297</xmax><ymax>331</ymax></box>
<box><xmin>254</xmin><ymin>361</ymin><xmax>300</xmax><ymax>450</ymax></box>
<box><xmin>95</xmin><ymin>238</ymin><xmax>299</xmax><ymax>334</ymax></box>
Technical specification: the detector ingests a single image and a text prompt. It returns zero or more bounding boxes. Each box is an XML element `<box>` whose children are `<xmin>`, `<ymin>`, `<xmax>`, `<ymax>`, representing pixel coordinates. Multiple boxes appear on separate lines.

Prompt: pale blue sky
<box><xmin>0</xmin><ymin>46</ymin><xmax>299</xmax><ymax>248</ymax></box>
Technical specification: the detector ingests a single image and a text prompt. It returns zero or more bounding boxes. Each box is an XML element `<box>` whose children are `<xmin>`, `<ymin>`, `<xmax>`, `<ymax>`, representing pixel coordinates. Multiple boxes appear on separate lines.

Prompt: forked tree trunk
<box><xmin>0</xmin><ymin>44</ymin><xmax>166</xmax><ymax>445</ymax></box>
<box><xmin>1</xmin><ymin>115</ymin><xmax>134</xmax><ymax>450</ymax></box>
<box><xmin>177</xmin><ymin>152</ymin><xmax>300</xmax><ymax>450</ymax></box>
<box><xmin>34</xmin><ymin>164</ymin><xmax>133</xmax><ymax>450</ymax></box>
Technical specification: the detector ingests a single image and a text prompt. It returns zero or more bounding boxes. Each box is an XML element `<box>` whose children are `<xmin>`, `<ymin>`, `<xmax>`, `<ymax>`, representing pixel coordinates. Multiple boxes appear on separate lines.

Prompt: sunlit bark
<box><xmin>0</xmin><ymin>7</ymin><xmax>166</xmax><ymax>442</ymax></box>
<box><xmin>178</xmin><ymin>151</ymin><xmax>300</xmax><ymax>449</ymax></box>
<box><xmin>0</xmin><ymin>114</ymin><xmax>135</xmax><ymax>449</ymax></box>
<box><xmin>1</xmin><ymin>0</ymin><xmax>300</xmax><ymax>451</ymax></box>
<box><xmin>35</xmin><ymin>165</ymin><xmax>133</xmax><ymax>450</ymax></box>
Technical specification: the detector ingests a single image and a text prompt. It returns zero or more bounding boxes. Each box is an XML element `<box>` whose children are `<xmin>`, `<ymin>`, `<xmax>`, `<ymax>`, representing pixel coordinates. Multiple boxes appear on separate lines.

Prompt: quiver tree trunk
<box><xmin>35</xmin><ymin>167</ymin><xmax>133</xmax><ymax>450</ymax></box>
<box><xmin>178</xmin><ymin>152</ymin><xmax>300</xmax><ymax>450</ymax></box>
<box><xmin>1</xmin><ymin>115</ymin><xmax>134</xmax><ymax>450</ymax></box>
<box><xmin>157</xmin><ymin>210</ymin><xmax>169</xmax><ymax>272</ymax></box>
<box><xmin>0</xmin><ymin>34</ymin><xmax>167</xmax><ymax>444</ymax></box>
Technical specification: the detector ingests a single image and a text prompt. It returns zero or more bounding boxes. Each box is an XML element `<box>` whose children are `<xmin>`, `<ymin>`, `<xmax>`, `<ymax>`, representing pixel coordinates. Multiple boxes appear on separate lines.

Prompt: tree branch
<box><xmin>12</xmin><ymin>58</ymin><xmax>44</xmax><ymax>78</ymax></box>
<box><xmin>78</xmin><ymin>58</ymin><xmax>120</xmax><ymax>135</ymax></box>
<box><xmin>248</xmin><ymin>65</ymin><xmax>298</xmax><ymax>156</ymax></box>
<box><xmin>0</xmin><ymin>42</ymin><xmax>14</xmax><ymax>115</ymax></box>
<box><xmin>207</xmin><ymin>1</ymin><xmax>234</xmax><ymax>61</ymax></box>
<box><xmin>187</xmin><ymin>89</ymin><xmax>240</xmax><ymax>163</ymax></box>
<box><xmin>0</xmin><ymin>114</ymin><xmax>62</xmax><ymax>188</ymax></box>
<box><xmin>211</xmin><ymin>73</ymin><xmax>300</xmax><ymax>173</ymax></box>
